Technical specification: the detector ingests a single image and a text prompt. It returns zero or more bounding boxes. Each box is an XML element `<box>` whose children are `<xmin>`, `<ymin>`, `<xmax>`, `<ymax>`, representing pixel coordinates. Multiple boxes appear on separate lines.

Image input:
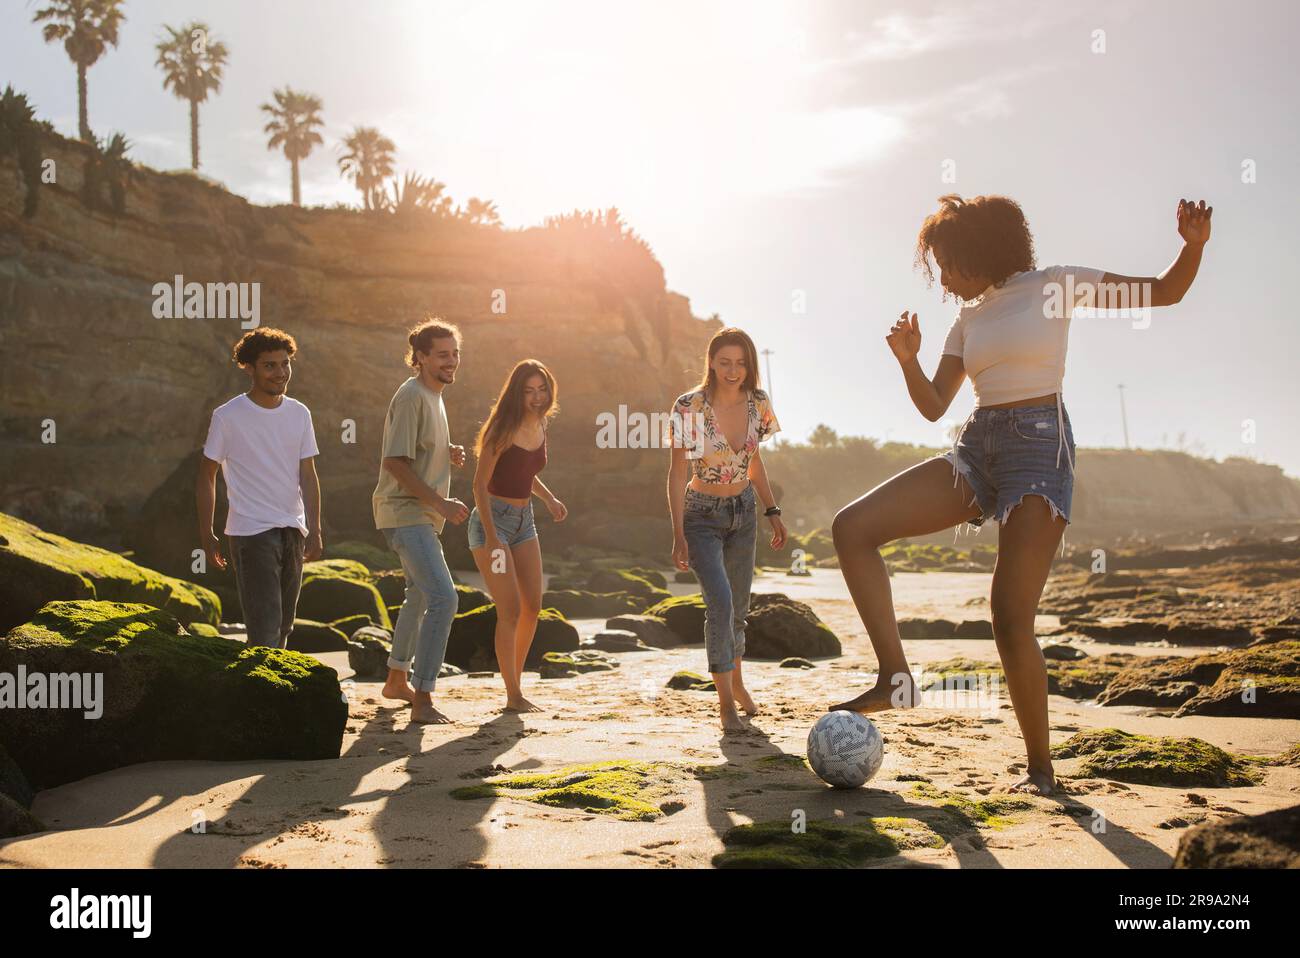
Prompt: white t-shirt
<box><xmin>942</xmin><ymin>265</ymin><xmax>1106</xmax><ymax>407</ymax></box>
<box><xmin>202</xmin><ymin>394</ymin><xmax>320</xmax><ymax>536</ymax></box>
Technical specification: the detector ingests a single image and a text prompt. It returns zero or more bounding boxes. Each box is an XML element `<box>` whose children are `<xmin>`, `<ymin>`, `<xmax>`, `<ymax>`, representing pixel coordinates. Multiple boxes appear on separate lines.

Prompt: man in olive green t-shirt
<box><xmin>372</xmin><ymin>320</ymin><xmax>469</xmax><ymax>724</ymax></box>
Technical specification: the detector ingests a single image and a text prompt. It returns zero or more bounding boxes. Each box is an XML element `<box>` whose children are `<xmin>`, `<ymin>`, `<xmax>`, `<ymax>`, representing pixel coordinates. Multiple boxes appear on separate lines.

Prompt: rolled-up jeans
<box><xmin>683</xmin><ymin>484</ymin><xmax>757</xmax><ymax>674</ymax></box>
<box><xmin>228</xmin><ymin>526</ymin><xmax>305</xmax><ymax>649</ymax></box>
<box><xmin>381</xmin><ymin>523</ymin><xmax>458</xmax><ymax>693</ymax></box>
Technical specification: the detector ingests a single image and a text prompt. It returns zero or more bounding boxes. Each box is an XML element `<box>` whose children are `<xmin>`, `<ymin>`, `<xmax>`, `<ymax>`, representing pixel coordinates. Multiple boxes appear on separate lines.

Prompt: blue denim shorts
<box><xmin>467</xmin><ymin>497</ymin><xmax>538</xmax><ymax>549</ymax></box>
<box><xmin>940</xmin><ymin>402</ymin><xmax>1076</xmax><ymax>527</ymax></box>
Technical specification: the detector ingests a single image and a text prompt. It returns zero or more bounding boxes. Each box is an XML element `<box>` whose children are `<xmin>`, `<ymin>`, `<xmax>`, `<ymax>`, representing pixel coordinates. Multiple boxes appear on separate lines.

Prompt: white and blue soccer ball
<box><xmin>807</xmin><ymin>710</ymin><xmax>884</xmax><ymax>788</ymax></box>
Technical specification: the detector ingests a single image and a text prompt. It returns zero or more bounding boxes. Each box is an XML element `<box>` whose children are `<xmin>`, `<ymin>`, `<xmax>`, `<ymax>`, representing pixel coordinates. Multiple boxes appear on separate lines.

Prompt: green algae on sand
<box><xmin>451</xmin><ymin>760</ymin><xmax>690</xmax><ymax>821</ymax></box>
<box><xmin>713</xmin><ymin>817</ymin><xmax>945</xmax><ymax>868</ymax></box>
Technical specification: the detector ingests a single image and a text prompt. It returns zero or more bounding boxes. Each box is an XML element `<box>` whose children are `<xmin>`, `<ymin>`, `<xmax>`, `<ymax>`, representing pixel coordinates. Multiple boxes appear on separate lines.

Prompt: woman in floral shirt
<box><xmin>666</xmin><ymin>327</ymin><xmax>787</xmax><ymax>732</ymax></box>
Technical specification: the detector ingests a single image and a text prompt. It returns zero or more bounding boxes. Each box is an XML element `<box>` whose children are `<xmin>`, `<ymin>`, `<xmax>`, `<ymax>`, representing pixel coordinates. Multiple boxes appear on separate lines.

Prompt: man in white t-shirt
<box><xmin>197</xmin><ymin>328</ymin><xmax>323</xmax><ymax>649</ymax></box>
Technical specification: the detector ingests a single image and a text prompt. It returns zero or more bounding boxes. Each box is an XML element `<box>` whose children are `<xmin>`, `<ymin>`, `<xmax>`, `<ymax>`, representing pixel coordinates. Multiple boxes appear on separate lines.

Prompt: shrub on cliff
<box><xmin>0</xmin><ymin>511</ymin><xmax>220</xmax><ymax>634</ymax></box>
<box><xmin>0</xmin><ymin>601</ymin><xmax>348</xmax><ymax>789</ymax></box>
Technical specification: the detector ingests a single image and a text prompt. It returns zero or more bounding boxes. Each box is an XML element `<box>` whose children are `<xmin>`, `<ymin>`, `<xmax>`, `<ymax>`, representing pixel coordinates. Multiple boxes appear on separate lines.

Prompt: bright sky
<box><xmin>5</xmin><ymin>0</ymin><xmax>1298</xmax><ymax>475</ymax></box>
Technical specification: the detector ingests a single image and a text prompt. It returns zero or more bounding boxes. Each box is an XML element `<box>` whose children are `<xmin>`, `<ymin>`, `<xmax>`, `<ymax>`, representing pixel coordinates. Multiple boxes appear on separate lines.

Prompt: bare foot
<box><xmin>720</xmin><ymin>705</ymin><xmax>746</xmax><ymax>732</ymax></box>
<box><xmin>733</xmin><ymin>684</ymin><xmax>760</xmax><ymax>716</ymax></box>
<box><xmin>1007</xmin><ymin>768</ymin><xmax>1056</xmax><ymax>795</ymax></box>
<box><xmin>411</xmin><ymin>701</ymin><xmax>452</xmax><ymax>724</ymax></box>
<box><xmin>830</xmin><ymin>674</ymin><xmax>919</xmax><ymax>714</ymax></box>
<box><xmin>504</xmin><ymin>695</ymin><xmax>542</xmax><ymax>713</ymax></box>
<box><xmin>380</xmin><ymin>679</ymin><xmax>415</xmax><ymax>706</ymax></box>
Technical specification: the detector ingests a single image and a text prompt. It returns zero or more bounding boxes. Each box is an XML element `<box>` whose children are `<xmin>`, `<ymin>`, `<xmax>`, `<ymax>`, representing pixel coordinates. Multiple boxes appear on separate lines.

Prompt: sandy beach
<box><xmin>4</xmin><ymin>569</ymin><xmax>1295</xmax><ymax>869</ymax></box>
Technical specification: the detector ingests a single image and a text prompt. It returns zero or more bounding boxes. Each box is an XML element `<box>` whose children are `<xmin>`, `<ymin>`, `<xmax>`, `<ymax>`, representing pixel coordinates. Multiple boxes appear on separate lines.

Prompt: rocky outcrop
<box><xmin>0</xmin><ymin>511</ymin><xmax>219</xmax><ymax>633</ymax></box>
<box><xmin>1096</xmin><ymin>642</ymin><xmax>1300</xmax><ymax>718</ymax></box>
<box><xmin>0</xmin><ymin>130</ymin><xmax>719</xmax><ymax>559</ymax></box>
<box><xmin>1173</xmin><ymin>804</ymin><xmax>1300</xmax><ymax>868</ymax></box>
<box><xmin>0</xmin><ymin>600</ymin><xmax>348</xmax><ymax>789</ymax></box>
<box><xmin>1051</xmin><ymin>729</ymin><xmax>1260</xmax><ymax>787</ymax></box>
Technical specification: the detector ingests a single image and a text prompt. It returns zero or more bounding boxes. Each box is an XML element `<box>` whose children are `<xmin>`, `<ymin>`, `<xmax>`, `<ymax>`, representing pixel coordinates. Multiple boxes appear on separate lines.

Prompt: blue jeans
<box><xmin>466</xmin><ymin>497</ymin><xmax>538</xmax><ymax>549</ymax></box>
<box><xmin>940</xmin><ymin>402</ymin><xmax>1077</xmax><ymax>527</ymax></box>
<box><xmin>683</xmin><ymin>484</ymin><xmax>757</xmax><ymax>674</ymax></box>
<box><xmin>380</xmin><ymin>524</ymin><xmax>458</xmax><ymax>693</ymax></box>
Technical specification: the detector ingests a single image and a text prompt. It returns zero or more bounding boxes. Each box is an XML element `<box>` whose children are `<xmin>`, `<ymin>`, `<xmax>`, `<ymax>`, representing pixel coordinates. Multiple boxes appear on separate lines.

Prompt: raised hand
<box><xmin>886</xmin><ymin>311</ymin><xmax>922</xmax><ymax>364</ymax></box>
<box><xmin>1177</xmin><ymin>198</ymin><xmax>1212</xmax><ymax>245</ymax></box>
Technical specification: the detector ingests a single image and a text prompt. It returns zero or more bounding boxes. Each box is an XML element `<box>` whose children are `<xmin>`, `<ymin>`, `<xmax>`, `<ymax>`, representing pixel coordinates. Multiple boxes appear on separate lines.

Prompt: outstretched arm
<box><xmin>888</xmin><ymin>311</ymin><xmax>967</xmax><ymax>422</ymax></box>
<box><xmin>1096</xmin><ymin>198</ymin><xmax>1213</xmax><ymax>308</ymax></box>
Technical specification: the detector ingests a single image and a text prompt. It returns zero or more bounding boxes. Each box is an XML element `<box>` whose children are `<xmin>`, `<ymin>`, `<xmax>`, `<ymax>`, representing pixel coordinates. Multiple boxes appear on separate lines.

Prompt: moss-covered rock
<box><xmin>586</xmin><ymin>569</ymin><xmax>670</xmax><ymax>606</ymax></box>
<box><xmin>346</xmin><ymin>627</ymin><xmax>391</xmax><ymax>680</ymax></box>
<box><xmin>185</xmin><ymin>622</ymin><xmax>222</xmax><ymax>639</ymax></box>
<box><xmin>713</xmin><ymin>817</ymin><xmax>945</xmax><ymax>868</ymax></box>
<box><xmin>451</xmin><ymin>760</ymin><xmax>687</xmax><ymax>820</ymax></box>
<box><xmin>538</xmin><ymin>650</ymin><xmax>618</xmax><ymax>678</ymax></box>
<box><xmin>1096</xmin><ymin>642</ymin><xmax>1300</xmax><ymax>718</ymax></box>
<box><xmin>541</xmin><ymin>590</ymin><xmax>643</xmax><ymax>619</ymax></box>
<box><xmin>644</xmin><ymin>594</ymin><xmax>706</xmax><ymax>643</ymax></box>
<box><xmin>904</xmin><ymin>782</ymin><xmax>1034</xmax><ymax>836</ymax></box>
<box><xmin>296</xmin><ymin>573</ymin><xmax>391</xmax><ymax>631</ymax></box>
<box><xmin>373</xmin><ymin>569</ymin><xmax>407</xmax><ymax>606</ymax></box>
<box><xmin>746</xmin><ymin>594</ymin><xmax>842</xmax><ymax>658</ymax></box>
<box><xmin>1173</xmin><ymin>804</ymin><xmax>1300</xmax><ymax>868</ymax></box>
<box><xmin>0</xmin><ymin>600</ymin><xmax>347</xmax><ymax>789</ymax></box>
<box><xmin>1051</xmin><ymin>728</ymin><xmax>1261</xmax><ymax>787</ymax></box>
<box><xmin>605</xmin><ymin>613</ymin><xmax>682</xmax><ymax>649</ymax></box>
<box><xmin>667</xmin><ymin>670</ymin><xmax>715</xmax><ymax>691</ymax></box>
<box><xmin>455</xmin><ymin>584</ymin><xmax>491</xmax><ymax>614</ymax></box>
<box><xmin>323</xmin><ymin>540</ymin><xmax>401</xmax><ymax>572</ymax></box>
<box><xmin>287</xmin><ymin>619</ymin><xmax>348</xmax><ymax>653</ymax></box>
<box><xmin>329</xmin><ymin>613</ymin><xmax>372</xmax><ymax>636</ymax></box>
<box><xmin>0</xmin><ymin>511</ymin><xmax>220</xmax><ymax>633</ymax></box>
<box><xmin>444</xmin><ymin>604</ymin><xmax>579</xmax><ymax>672</ymax></box>
<box><xmin>625</xmin><ymin>566</ymin><xmax>668</xmax><ymax>589</ymax></box>
<box><xmin>302</xmin><ymin>558</ymin><xmax>372</xmax><ymax>581</ymax></box>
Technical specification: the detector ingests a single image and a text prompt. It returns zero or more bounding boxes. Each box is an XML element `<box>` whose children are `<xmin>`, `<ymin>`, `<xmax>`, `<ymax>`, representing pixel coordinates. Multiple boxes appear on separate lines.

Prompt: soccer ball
<box><xmin>807</xmin><ymin>710</ymin><xmax>884</xmax><ymax>788</ymax></box>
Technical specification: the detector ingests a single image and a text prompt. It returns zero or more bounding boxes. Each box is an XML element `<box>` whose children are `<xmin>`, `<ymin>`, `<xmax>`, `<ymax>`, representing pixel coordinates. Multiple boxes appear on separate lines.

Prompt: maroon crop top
<box><xmin>487</xmin><ymin>438</ymin><xmax>547</xmax><ymax>498</ymax></box>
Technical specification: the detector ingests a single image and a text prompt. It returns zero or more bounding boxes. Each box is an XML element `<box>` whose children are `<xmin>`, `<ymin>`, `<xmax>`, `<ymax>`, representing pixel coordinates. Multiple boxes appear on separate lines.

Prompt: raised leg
<box><xmin>829</xmin><ymin>457</ymin><xmax>982</xmax><ymax>713</ymax></box>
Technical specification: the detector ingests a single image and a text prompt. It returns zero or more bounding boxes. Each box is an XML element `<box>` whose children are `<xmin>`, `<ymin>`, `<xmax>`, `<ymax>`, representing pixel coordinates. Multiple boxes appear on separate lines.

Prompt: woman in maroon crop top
<box><xmin>468</xmin><ymin>359</ymin><xmax>568</xmax><ymax>713</ymax></box>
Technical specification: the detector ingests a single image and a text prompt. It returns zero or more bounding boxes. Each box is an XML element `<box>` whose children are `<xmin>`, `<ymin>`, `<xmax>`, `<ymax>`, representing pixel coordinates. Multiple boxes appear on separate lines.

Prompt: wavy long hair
<box><xmin>475</xmin><ymin>359</ymin><xmax>559</xmax><ymax>457</ymax></box>
<box><xmin>915</xmin><ymin>194</ymin><xmax>1036</xmax><ymax>291</ymax></box>
<box><xmin>693</xmin><ymin>326</ymin><xmax>761</xmax><ymax>398</ymax></box>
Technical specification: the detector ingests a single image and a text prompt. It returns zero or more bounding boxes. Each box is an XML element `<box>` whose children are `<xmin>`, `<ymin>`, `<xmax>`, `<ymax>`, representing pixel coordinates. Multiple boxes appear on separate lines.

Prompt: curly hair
<box><xmin>232</xmin><ymin>328</ymin><xmax>297</xmax><ymax>366</ymax></box>
<box><xmin>915</xmin><ymin>194</ymin><xmax>1036</xmax><ymax>290</ymax></box>
<box><xmin>406</xmin><ymin>317</ymin><xmax>462</xmax><ymax>368</ymax></box>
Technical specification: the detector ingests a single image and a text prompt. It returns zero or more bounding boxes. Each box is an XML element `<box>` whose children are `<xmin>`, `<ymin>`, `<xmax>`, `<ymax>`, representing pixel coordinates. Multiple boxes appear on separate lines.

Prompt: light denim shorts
<box><xmin>940</xmin><ymin>402</ymin><xmax>1076</xmax><ymax>526</ymax></box>
<box><xmin>467</xmin><ymin>497</ymin><xmax>538</xmax><ymax>549</ymax></box>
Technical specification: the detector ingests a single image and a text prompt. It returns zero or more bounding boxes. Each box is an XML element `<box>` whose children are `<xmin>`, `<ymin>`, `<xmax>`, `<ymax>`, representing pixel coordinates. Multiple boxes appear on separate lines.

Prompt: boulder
<box><xmin>374</xmin><ymin>570</ymin><xmax>408</xmax><ymax>606</ymax></box>
<box><xmin>1040</xmin><ymin>643</ymin><xmax>1088</xmax><ymax>661</ymax></box>
<box><xmin>1097</xmin><ymin>641</ymin><xmax>1300</xmax><ymax>717</ymax></box>
<box><xmin>780</xmin><ymin>657</ymin><xmax>815</xmax><ymax>669</ymax></box>
<box><xmin>586</xmin><ymin>569</ymin><xmax>670</xmax><ymax>606</ymax></box>
<box><xmin>898</xmin><ymin>618</ymin><xmax>957</xmax><ymax>640</ymax></box>
<box><xmin>302</xmin><ymin>558</ymin><xmax>372</xmax><ymax>581</ymax></box>
<box><xmin>456</xmin><ymin>584</ymin><xmax>491</xmax><ymax>614</ymax></box>
<box><xmin>643</xmin><ymin>594</ymin><xmax>706</xmax><ymax>644</ymax></box>
<box><xmin>585</xmin><ymin>630</ymin><xmax>648</xmax><ymax>653</ymax></box>
<box><xmin>1173</xmin><ymin>804</ymin><xmax>1300</xmax><ymax>868</ymax></box>
<box><xmin>296</xmin><ymin>574</ymin><xmax>391</xmax><ymax>630</ymax></box>
<box><xmin>0</xmin><ymin>600</ymin><xmax>348</xmax><ymax>789</ymax></box>
<box><xmin>605</xmin><ymin>614</ymin><xmax>682</xmax><ymax>649</ymax></box>
<box><xmin>0</xmin><ymin>793</ymin><xmax>44</xmax><ymax>839</ymax></box>
<box><xmin>0</xmin><ymin>742</ymin><xmax>34</xmax><ymax>808</ymax></box>
<box><xmin>444</xmin><ymin>605</ymin><xmax>579</xmax><ymax>672</ymax></box>
<box><xmin>330</xmin><ymin>613</ymin><xmax>373</xmax><ymax>636</ymax></box>
<box><xmin>746</xmin><ymin>594</ymin><xmax>842</xmax><ymax>659</ymax></box>
<box><xmin>323</xmin><ymin>540</ymin><xmax>401</xmax><ymax>572</ymax></box>
<box><xmin>346</xmin><ymin>626</ymin><xmax>393</xmax><ymax>679</ymax></box>
<box><xmin>0</xmin><ymin>511</ymin><xmax>220</xmax><ymax>633</ymax></box>
<box><xmin>542</xmin><ymin>590</ymin><xmax>642</xmax><ymax>619</ymax></box>
<box><xmin>286</xmin><ymin>619</ymin><xmax>349</xmax><ymax>654</ymax></box>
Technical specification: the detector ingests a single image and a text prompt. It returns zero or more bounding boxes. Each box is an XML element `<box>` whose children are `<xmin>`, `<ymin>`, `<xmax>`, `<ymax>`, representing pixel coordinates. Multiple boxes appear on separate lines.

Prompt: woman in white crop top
<box><xmin>830</xmin><ymin>194</ymin><xmax>1213</xmax><ymax>794</ymax></box>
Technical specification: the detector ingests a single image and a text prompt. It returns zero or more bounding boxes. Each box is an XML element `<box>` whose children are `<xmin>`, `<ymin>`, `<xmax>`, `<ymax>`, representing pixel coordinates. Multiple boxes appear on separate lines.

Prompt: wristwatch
<box><xmin>764</xmin><ymin>505</ymin><xmax>781</xmax><ymax>517</ymax></box>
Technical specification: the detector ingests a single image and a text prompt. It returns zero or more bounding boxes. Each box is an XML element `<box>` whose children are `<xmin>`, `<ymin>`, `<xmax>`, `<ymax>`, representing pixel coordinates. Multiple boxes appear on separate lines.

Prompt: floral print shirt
<box><xmin>667</xmin><ymin>388</ymin><xmax>780</xmax><ymax>484</ymax></box>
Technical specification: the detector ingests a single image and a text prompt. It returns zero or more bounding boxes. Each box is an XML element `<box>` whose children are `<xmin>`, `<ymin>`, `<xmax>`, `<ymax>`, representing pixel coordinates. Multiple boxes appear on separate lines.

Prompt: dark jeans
<box><xmin>228</xmin><ymin>527</ymin><xmax>306</xmax><ymax>649</ymax></box>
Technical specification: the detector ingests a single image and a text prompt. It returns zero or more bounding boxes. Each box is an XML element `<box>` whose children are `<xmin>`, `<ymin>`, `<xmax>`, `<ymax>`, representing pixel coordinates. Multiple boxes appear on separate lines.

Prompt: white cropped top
<box><xmin>942</xmin><ymin>265</ymin><xmax>1106</xmax><ymax>473</ymax></box>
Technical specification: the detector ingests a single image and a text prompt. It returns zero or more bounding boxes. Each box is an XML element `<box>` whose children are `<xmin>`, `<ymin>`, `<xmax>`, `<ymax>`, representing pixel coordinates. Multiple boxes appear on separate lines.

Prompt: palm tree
<box><xmin>155</xmin><ymin>21</ymin><xmax>229</xmax><ymax>171</ymax></box>
<box><xmin>32</xmin><ymin>0</ymin><xmax>126</xmax><ymax>142</ymax></box>
<box><xmin>462</xmin><ymin>197</ymin><xmax>501</xmax><ymax>226</ymax></box>
<box><xmin>0</xmin><ymin>86</ymin><xmax>44</xmax><ymax>217</ymax></box>
<box><xmin>260</xmin><ymin>87</ymin><xmax>324</xmax><ymax>207</ymax></box>
<box><xmin>337</xmin><ymin>126</ymin><xmax>395</xmax><ymax>211</ymax></box>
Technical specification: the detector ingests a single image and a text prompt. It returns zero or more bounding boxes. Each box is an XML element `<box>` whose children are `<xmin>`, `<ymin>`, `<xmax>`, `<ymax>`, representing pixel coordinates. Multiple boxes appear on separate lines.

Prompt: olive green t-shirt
<box><xmin>372</xmin><ymin>377</ymin><xmax>451</xmax><ymax>532</ymax></box>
